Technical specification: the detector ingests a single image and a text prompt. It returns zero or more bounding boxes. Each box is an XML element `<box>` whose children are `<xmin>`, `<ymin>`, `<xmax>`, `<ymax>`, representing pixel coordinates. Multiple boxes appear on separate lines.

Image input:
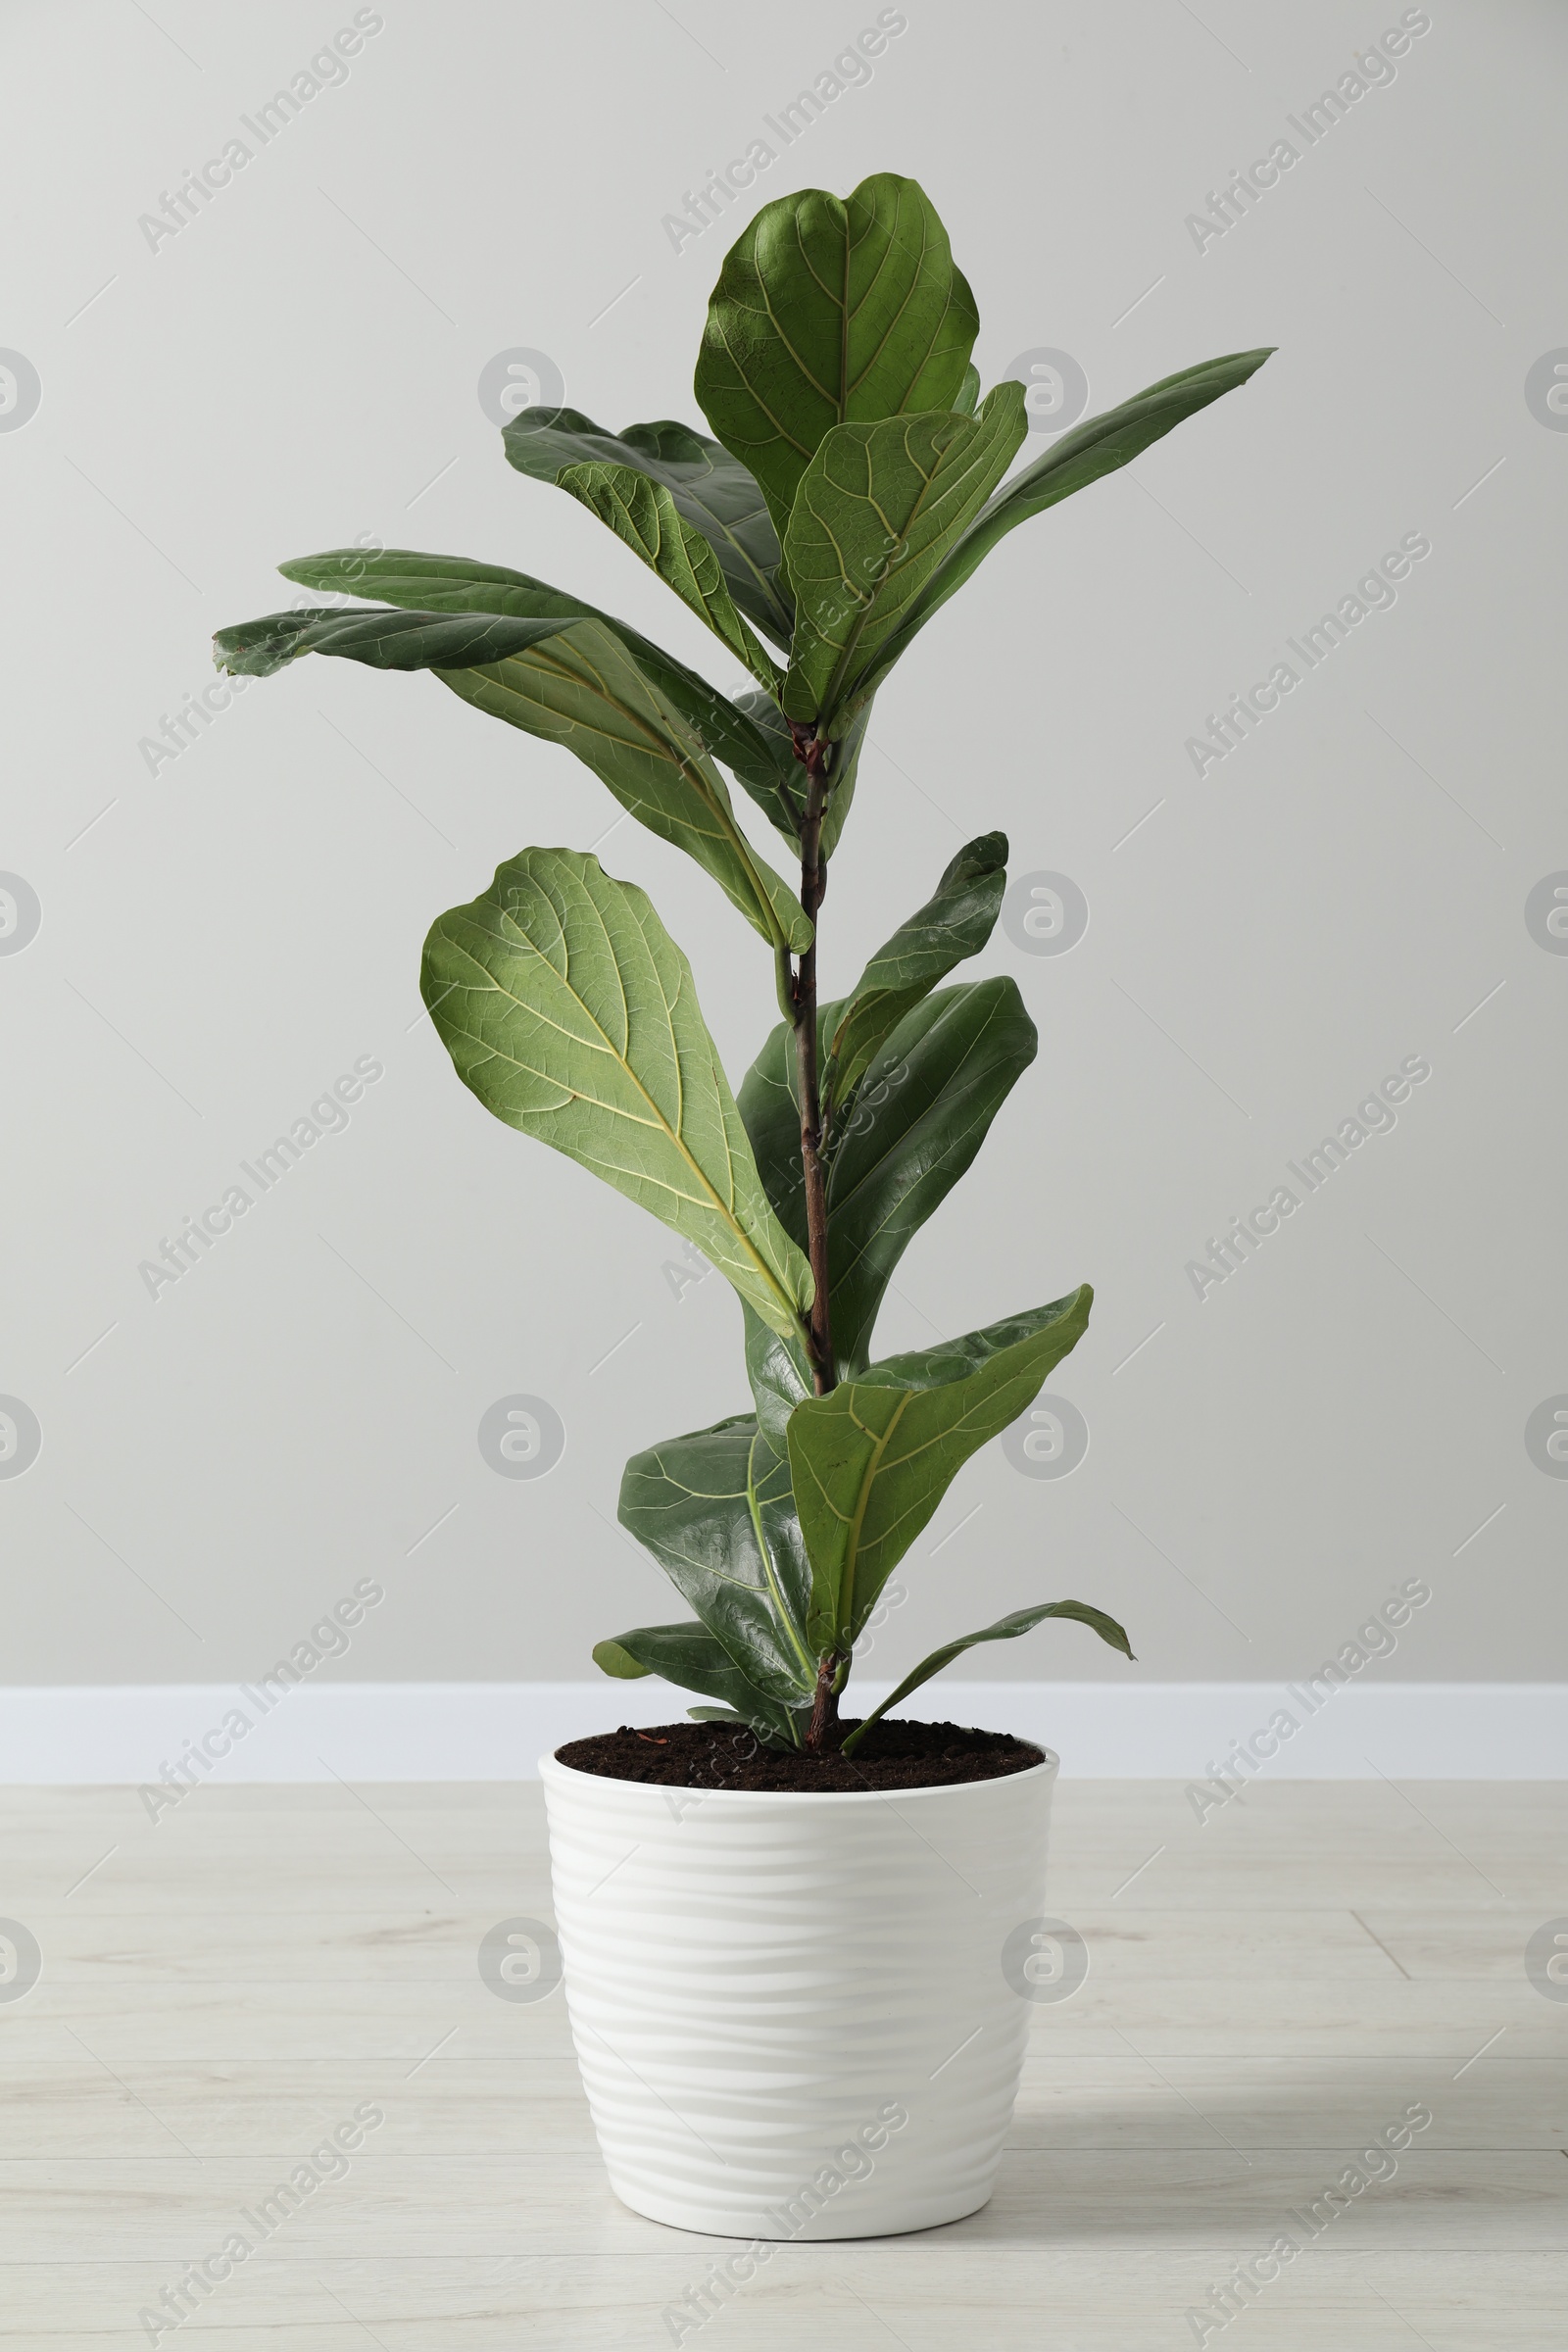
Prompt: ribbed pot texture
<box><xmin>539</xmin><ymin>1746</ymin><xmax>1057</xmax><ymax>2238</ymax></box>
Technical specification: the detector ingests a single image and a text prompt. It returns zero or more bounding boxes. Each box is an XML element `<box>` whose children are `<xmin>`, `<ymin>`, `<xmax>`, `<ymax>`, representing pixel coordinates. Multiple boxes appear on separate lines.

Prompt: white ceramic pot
<box><xmin>539</xmin><ymin>1745</ymin><xmax>1058</xmax><ymax>2239</ymax></box>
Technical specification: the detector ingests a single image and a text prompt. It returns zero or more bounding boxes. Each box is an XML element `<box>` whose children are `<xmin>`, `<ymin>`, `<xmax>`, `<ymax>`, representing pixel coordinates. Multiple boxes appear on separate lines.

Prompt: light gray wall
<box><xmin>4</xmin><ymin>0</ymin><xmax>1563</xmax><ymax>1694</ymax></box>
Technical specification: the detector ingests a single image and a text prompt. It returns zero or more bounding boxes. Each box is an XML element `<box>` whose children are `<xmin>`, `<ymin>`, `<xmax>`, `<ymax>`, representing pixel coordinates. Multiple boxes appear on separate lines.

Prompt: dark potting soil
<box><xmin>555</xmin><ymin>1718</ymin><xmax>1045</xmax><ymax>1792</ymax></box>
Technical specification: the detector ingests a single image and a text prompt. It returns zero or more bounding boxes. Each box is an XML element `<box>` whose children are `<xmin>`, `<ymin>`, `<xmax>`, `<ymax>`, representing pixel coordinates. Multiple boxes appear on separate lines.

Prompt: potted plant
<box><xmin>217</xmin><ymin>172</ymin><xmax>1269</xmax><ymax>2240</ymax></box>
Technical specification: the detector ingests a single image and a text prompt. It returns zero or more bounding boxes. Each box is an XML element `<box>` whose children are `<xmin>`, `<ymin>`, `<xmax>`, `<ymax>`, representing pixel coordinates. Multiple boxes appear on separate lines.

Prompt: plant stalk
<box><xmin>792</xmin><ymin>726</ymin><xmax>842</xmax><ymax>1752</ymax></box>
<box><xmin>791</xmin><ymin>731</ymin><xmax>835</xmax><ymax>1401</ymax></box>
<box><xmin>808</xmin><ymin>1650</ymin><xmax>842</xmax><ymax>1749</ymax></box>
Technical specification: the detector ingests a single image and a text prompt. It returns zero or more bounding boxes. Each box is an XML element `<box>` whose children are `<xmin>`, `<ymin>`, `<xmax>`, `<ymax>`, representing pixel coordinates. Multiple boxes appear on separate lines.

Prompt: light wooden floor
<box><xmin>3</xmin><ymin>1778</ymin><xmax>1565</xmax><ymax>2348</ymax></box>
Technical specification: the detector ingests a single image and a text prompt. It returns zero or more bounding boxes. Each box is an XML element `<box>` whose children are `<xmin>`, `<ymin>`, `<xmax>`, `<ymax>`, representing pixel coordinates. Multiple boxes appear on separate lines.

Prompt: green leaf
<box><xmin>591</xmin><ymin>1620</ymin><xmax>803</xmax><ymax>1744</ymax></box>
<box><xmin>215</xmin><ymin>602</ymin><xmax>579</xmax><ymax>675</ymax></box>
<box><xmin>618</xmin><ymin>1411</ymin><xmax>814</xmax><ymax>1705</ymax></box>
<box><xmin>275</xmin><ymin>548</ymin><xmax>803</xmax><ymax>841</ymax></box>
<box><xmin>503</xmin><ymin>407</ymin><xmax>794</xmax><ymax>647</ymax></box>
<box><xmin>742</xmin><ymin>1300</ymin><xmax>812</xmax><ymax>1452</ymax></box>
<box><xmin>434</xmin><ymin>622</ymin><xmax>812</xmax><ymax>949</ymax></box>
<box><xmin>738</xmin><ymin>978</ymin><xmax>1038</xmax><ymax>1374</ymax></box>
<box><xmin>847</xmin><ymin>348</ymin><xmax>1275</xmax><ymax>710</ymax></box>
<box><xmin>729</xmin><ymin>687</ymin><xmax>805</xmax><ymax>843</ymax></box>
<box><xmin>839</xmin><ymin>1597</ymin><xmax>1133</xmax><ymax>1755</ymax></box>
<box><xmin>218</xmin><ymin>602</ymin><xmax>809</xmax><ymax>952</ymax></box>
<box><xmin>954</xmin><ymin>362</ymin><xmax>980</xmax><ymax>416</ymax></box>
<box><xmin>554</xmin><ymin>464</ymin><xmax>781</xmax><ymax>693</ymax></box>
<box><xmin>787</xmin><ymin>1287</ymin><xmax>1094</xmax><ymax>1651</ymax></box>
<box><xmin>591</xmin><ymin>1638</ymin><xmax>651</xmax><ymax>1679</ymax></box>
<box><xmin>781</xmin><ymin>386</ymin><xmax>1027</xmax><ymax>724</ymax></box>
<box><xmin>824</xmin><ymin>832</ymin><xmax>1007</xmax><ymax>1118</ymax></box>
<box><xmin>695</xmin><ymin>172</ymin><xmax>980</xmax><ymax>539</ymax></box>
<box><xmin>421</xmin><ymin>847</ymin><xmax>813</xmax><ymax>1345</ymax></box>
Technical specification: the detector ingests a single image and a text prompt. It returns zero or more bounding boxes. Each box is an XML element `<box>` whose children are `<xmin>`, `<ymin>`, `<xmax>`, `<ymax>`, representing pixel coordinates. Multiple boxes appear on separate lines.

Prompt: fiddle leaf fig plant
<box><xmin>215</xmin><ymin>171</ymin><xmax>1271</xmax><ymax>1752</ymax></box>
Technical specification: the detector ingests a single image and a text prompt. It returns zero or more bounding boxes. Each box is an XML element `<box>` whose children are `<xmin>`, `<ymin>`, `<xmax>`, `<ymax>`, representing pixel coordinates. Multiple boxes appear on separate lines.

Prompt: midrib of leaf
<box><xmin>838</xmin><ymin>217</ymin><xmax>851</xmax><ymax>426</ymax></box>
<box><xmin>448</xmin><ymin>902</ymin><xmax>806</xmax><ymax>1337</ymax></box>
<box><xmin>838</xmin><ymin>1390</ymin><xmax>910</xmax><ymax>1633</ymax></box>
<box><xmin>845</xmin><ymin>203</ymin><xmax>939</xmax><ymax>405</ymax></box>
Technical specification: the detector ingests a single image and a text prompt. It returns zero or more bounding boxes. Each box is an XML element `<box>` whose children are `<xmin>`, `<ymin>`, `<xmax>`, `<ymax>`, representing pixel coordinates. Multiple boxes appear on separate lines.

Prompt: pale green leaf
<box><xmin>421</xmin><ymin>847</ymin><xmax>813</xmax><ymax>1345</ymax></box>
<box><xmin>274</xmin><ymin>549</ymin><xmax>803</xmax><ymax>840</ymax></box>
<box><xmin>555</xmin><ymin>463</ymin><xmax>781</xmax><ymax>693</ymax></box>
<box><xmin>618</xmin><ymin>1411</ymin><xmax>815</xmax><ymax>1703</ymax></box>
<box><xmin>781</xmin><ymin>385</ymin><xmax>1027</xmax><ymax>723</ymax></box>
<box><xmin>503</xmin><ymin>408</ymin><xmax>793</xmax><ymax>646</ymax></box>
<box><xmin>787</xmin><ymin>1287</ymin><xmax>1094</xmax><ymax>1648</ymax></box>
<box><xmin>216</xmin><ymin>604</ymin><xmax>808</xmax><ymax>950</ymax></box>
<box><xmin>435</xmin><ymin>621</ymin><xmax>812</xmax><ymax>951</ymax></box>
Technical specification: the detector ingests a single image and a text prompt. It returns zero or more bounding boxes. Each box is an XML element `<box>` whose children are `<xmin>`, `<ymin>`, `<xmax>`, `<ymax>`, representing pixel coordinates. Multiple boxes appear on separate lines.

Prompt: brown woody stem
<box><xmin>790</xmin><ymin>729</ymin><xmax>835</xmax><ymax>1400</ymax></box>
<box><xmin>790</xmin><ymin>726</ymin><xmax>844</xmax><ymax>1753</ymax></box>
<box><xmin>808</xmin><ymin>1650</ymin><xmax>842</xmax><ymax>1749</ymax></box>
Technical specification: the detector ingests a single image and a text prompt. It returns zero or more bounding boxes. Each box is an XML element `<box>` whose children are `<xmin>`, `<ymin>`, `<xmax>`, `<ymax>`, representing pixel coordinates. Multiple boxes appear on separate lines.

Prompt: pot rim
<box><xmin>538</xmin><ymin>1745</ymin><xmax>1059</xmax><ymax>1803</ymax></box>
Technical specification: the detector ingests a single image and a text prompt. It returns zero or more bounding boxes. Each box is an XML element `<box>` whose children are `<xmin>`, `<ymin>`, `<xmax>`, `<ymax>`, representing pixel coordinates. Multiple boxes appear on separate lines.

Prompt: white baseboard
<box><xmin>0</xmin><ymin>1681</ymin><xmax>1563</xmax><ymax>1784</ymax></box>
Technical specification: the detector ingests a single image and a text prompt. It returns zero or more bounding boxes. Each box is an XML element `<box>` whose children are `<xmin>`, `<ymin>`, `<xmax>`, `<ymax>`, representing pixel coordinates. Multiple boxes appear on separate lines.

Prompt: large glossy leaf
<box><xmin>553</xmin><ymin>464</ymin><xmax>780</xmax><ymax>693</ymax></box>
<box><xmin>695</xmin><ymin>173</ymin><xmax>980</xmax><ymax>539</ymax></box>
<box><xmin>839</xmin><ymin>1597</ymin><xmax>1132</xmax><ymax>1755</ymax></box>
<box><xmin>742</xmin><ymin>1300</ymin><xmax>812</xmax><ymax>1452</ymax></box>
<box><xmin>739</xmin><ymin>978</ymin><xmax>1038</xmax><ymax>1374</ymax></box>
<box><xmin>618</xmin><ymin>1411</ymin><xmax>814</xmax><ymax>1704</ymax></box>
<box><xmin>218</xmin><ymin>603</ymin><xmax>809</xmax><ymax>952</ymax></box>
<box><xmin>276</xmin><ymin>549</ymin><xmax>803</xmax><ymax>842</ymax></box>
<box><xmin>824</xmin><ymin>832</ymin><xmax>1007</xmax><ymax>1117</ymax></box>
<box><xmin>847</xmin><ymin>348</ymin><xmax>1275</xmax><ymax>711</ymax></box>
<box><xmin>421</xmin><ymin>847</ymin><xmax>813</xmax><ymax>1345</ymax></box>
<box><xmin>592</xmin><ymin>1619</ymin><xmax>804</xmax><ymax>1745</ymax></box>
<box><xmin>787</xmin><ymin>1288</ymin><xmax>1094</xmax><ymax>1650</ymax></box>
<box><xmin>781</xmin><ymin>386</ymin><xmax>1027</xmax><ymax>724</ymax></box>
<box><xmin>504</xmin><ymin>407</ymin><xmax>794</xmax><ymax>648</ymax></box>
